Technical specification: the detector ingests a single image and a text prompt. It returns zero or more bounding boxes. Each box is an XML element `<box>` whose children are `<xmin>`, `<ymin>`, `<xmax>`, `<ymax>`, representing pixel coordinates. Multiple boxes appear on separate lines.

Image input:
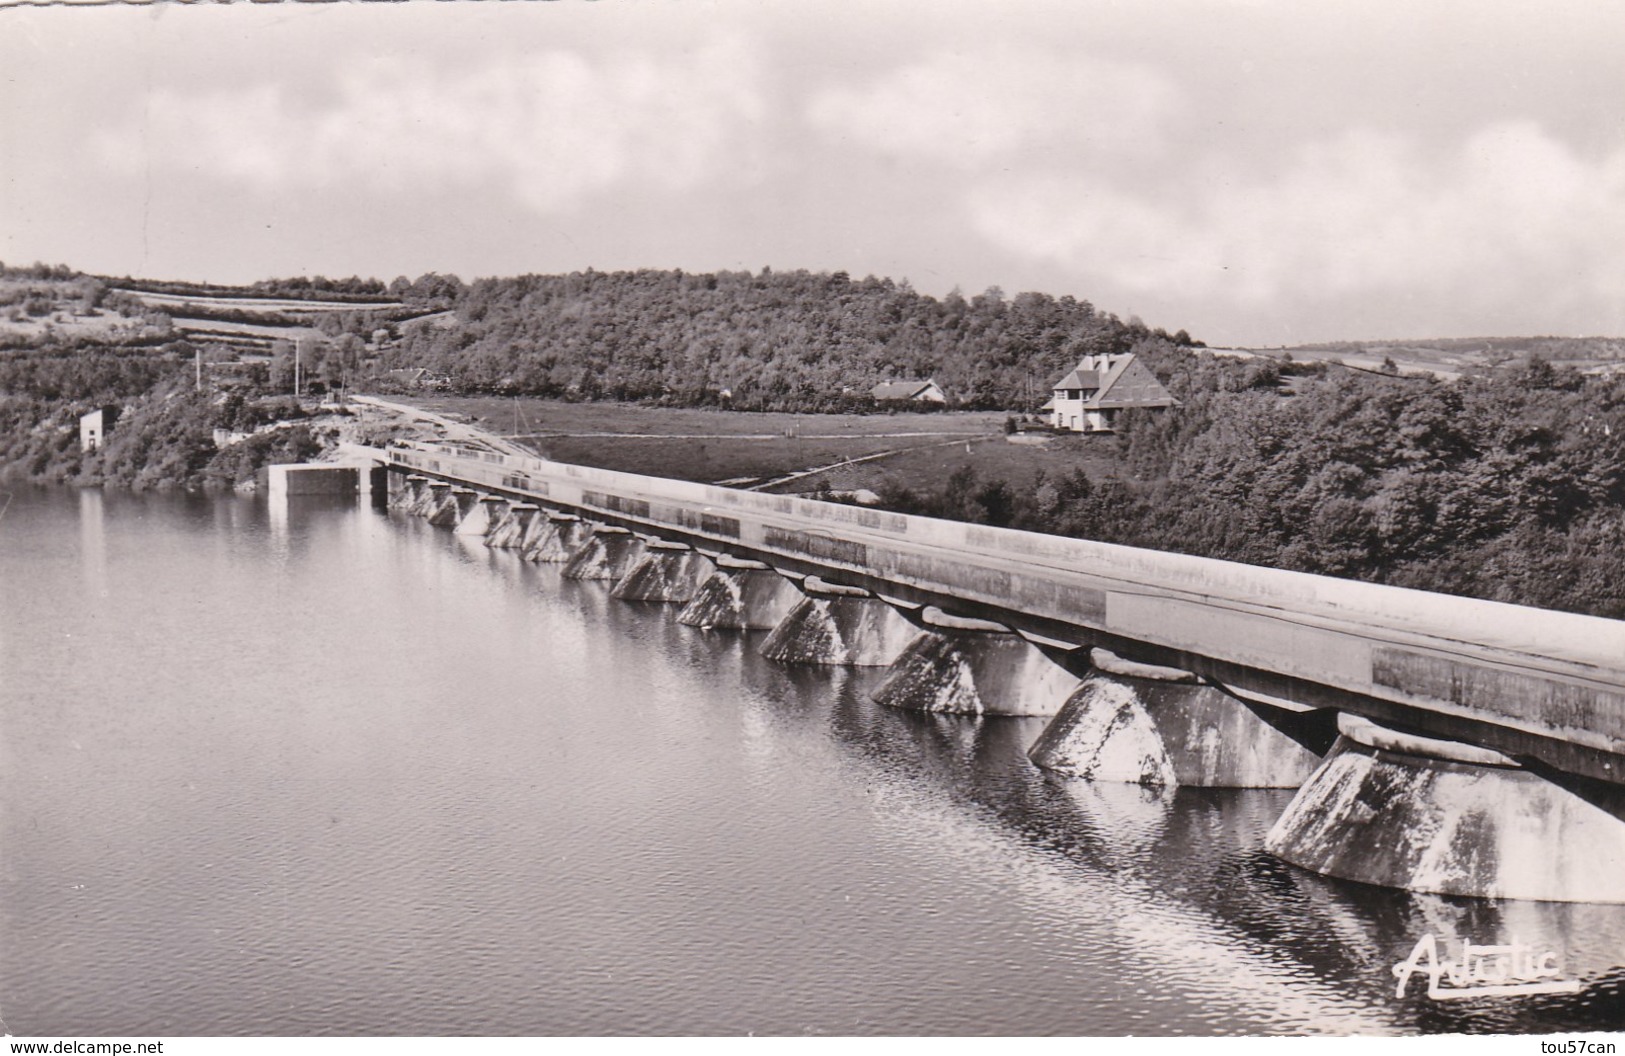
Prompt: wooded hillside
<box><xmin>379</xmin><ymin>268</ymin><xmax>1196</xmax><ymax>409</ymax></box>
<box><xmin>875</xmin><ymin>352</ymin><xmax>1625</xmax><ymax>618</ymax></box>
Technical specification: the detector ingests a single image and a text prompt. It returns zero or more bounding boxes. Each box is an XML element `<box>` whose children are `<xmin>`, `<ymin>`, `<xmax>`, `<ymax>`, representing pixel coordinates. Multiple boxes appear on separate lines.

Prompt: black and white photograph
<box><xmin>2</xmin><ymin>0</ymin><xmax>1623</xmax><ymax>1043</ymax></box>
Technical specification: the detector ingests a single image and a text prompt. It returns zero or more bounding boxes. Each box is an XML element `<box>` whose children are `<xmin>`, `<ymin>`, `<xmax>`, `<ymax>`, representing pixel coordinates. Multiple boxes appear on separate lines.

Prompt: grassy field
<box><xmin>0</xmin><ymin>309</ymin><xmax>134</xmax><ymax>343</ymax></box>
<box><xmin>788</xmin><ymin>432</ymin><xmax>1127</xmax><ymax>496</ymax></box>
<box><xmin>0</xmin><ymin>277</ymin><xmax>140</xmax><ymax>343</ymax></box>
<box><xmin>405</xmin><ymin>395</ymin><xmax>1115</xmax><ymax>493</ymax></box>
<box><xmin>414</xmin><ymin>395</ymin><xmax>1000</xmax><ymax>438</ymax></box>
<box><xmin>1209</xmin><ymin>335</ymin><xmax>1625</xmax><ymax>381</ymax></box>
<box><xmin>171</xmin><ymin>317</ymin><xmax>326</xmax><ymax>341</ymax></box>
<box><xmin>122</xmin><ymin>290</ymin><xmax>402</xmax><ymax>313</ymax></box>
<box><xmin>532</xmin><ymin>433</ymin><xmax>977</xmax><ymax>486</ymax></box>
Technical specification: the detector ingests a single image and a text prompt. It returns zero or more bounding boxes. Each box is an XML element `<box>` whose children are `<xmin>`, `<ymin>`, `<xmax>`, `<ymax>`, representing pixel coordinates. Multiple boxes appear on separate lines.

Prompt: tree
<box><xmin>269</xmin><ymin>339</ymin><xmax>295</xmax><ymax>392</ymax></box>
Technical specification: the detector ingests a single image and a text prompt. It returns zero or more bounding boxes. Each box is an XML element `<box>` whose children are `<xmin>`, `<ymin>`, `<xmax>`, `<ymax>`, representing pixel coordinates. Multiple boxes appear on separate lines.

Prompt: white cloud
<box><xmin>91</xmin><ymin>36</ymin><xmax>767</xmax><ymax>215</ymax></box>
<box><xmin>805</xmin><ymin>49</ymin><xmax>1179</xmax><ymax>167</ymax></box>
<box><xmin>970</xmin><ymin>122</ymin><xmax>1625</xmax><ymax>325</ymax></box>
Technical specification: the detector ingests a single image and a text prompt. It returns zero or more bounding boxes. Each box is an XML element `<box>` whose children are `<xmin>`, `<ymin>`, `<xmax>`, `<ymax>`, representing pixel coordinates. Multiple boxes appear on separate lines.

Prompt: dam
<box><xmin>360</xmin><ymin>437</ymin><xmax>1625</xmax><ymax>905</ymax></box>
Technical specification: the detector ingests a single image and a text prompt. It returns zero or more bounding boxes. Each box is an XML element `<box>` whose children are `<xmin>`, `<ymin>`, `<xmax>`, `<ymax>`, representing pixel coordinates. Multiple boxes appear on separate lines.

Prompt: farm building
<box><xmin>1048</xmin><ymin>354</ymin><xmax>1178</xmax><ymax>433</ymax></box>
<box><xmin>870</xmin><ymin>378</ymin><xmax>948</xmax><ymax>405</ymax></box>
<box><xmin>79</xmin><ymin>406</ymin><xmax>119</xmax><ymax>453</ymax></box>
<box><xmin>384</xmin><ymin>367</ymin><xmax>454</xmax><ymax>391</ymax></box>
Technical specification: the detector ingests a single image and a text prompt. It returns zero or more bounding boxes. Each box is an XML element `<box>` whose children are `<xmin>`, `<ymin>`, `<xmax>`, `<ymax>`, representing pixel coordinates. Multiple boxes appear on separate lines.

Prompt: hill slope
<box><xmin>375</xmin><ymin>268</ymin><xmax>1198</xmax><ymax>410</ymax></box>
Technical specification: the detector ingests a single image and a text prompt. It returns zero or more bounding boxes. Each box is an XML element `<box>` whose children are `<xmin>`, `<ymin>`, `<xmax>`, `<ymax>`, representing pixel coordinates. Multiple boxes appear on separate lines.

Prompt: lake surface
<box><xmin>3</xmin><ymin>485</ymin><xmax>1623</xmax><ymax>1036</ymax></box>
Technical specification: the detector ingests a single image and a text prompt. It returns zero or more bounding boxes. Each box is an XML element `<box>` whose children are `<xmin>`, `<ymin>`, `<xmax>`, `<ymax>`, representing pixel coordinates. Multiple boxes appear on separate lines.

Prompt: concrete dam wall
<box><xmin>381</xmin><ymin>450</ymin><xmax>1625</xmax><ymax>904</ymax></box>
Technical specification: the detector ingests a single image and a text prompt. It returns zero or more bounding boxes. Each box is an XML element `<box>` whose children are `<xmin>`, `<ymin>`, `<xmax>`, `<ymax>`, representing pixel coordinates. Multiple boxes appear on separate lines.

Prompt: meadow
<box><xmin>409</xmin><ymin>395</ymin><xmax>1111</xmax><ymax>493</ymax></box>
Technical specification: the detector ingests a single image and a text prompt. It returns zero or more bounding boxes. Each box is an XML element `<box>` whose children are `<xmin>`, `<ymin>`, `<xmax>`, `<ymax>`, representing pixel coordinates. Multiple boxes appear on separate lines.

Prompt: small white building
<box><xmin>1049</xmin><ymin>354</ymin><xmax>1178</xmax><ymax>432</ymax></box>
<box><xmin>870</xmin><ymin>378</ymin><xmax>948</xmax><ymax>405</ymax></box>
<box><xmin>80</xmin><ymin>406</ymin><xmax>119</xmax><ymax>453</ymax></box>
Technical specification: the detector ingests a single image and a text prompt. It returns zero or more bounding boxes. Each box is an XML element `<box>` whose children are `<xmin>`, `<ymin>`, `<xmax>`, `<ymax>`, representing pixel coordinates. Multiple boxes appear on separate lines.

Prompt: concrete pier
<box><xmin>1029</xmin><ymin>671</ymin><xmax>1325</xmax><ymax>788</ymax></box>
<box><xmin>518</xmin><ymin>507</ymin><xmax>558</xmax><ymax>552</ymax></box>
<box><xmin>525</xmin><ymin>514</ymin><xmax>592</xmax><ymax>563</ymax></box>
<box><xmin>486</xmin><ymin>502</ymin><xmax>539</xmax><ymax>549</ymax></box>
<box><xmin>1266</xmin><ymin>715</ymin><xmax>1625</xmax><ymax>903</ymax></box>
<box><xmin>426</xmin><ymin>486</ymin><xmax>472</xmax><ymax>528</ymax></box>
<box><xmin>759</xmin><ymin>578</ymin><xmax>918</xmax><ymax>667</ymax></box>
<box><xmin>457</xmin><ymin>495</ymin><xmax>507</xmax><ymax>536</ymax></box>
<box><xmin>677</xmin><ymin>558</ymin><xmax>803</xmax><ymax>630</ymax></box>
<box><xmin>444</xmin><ymin>487</ymin><xmax>480</xmax><ymax>527</ymax></box>
<box><xmin>872</xmin><ymin>611</ymin><xmax>1083</xmax><ymax>716</ymax></box>
<box><xmin>390</xmin><ymin>473</ymin><xmax>427</xmax><ymax>509</ymax></box>
<box><xmin>561</xmin><ymin>526</ymin><xmax>648</xmax><ymax>582</ymax></box>
<box><xmin>422</xmin><ymin>481</ymin><xmax>455</xmax><ymax>523</ymax></box>
<box><xmin>610</xmin><ymin>544</ymin><xmax>717</xmax><ymax>603</ymax></box>
<box><xmin>406</xmin><ymin>476</ymin><xmax>440</xmax><ymax>516</ymax></box>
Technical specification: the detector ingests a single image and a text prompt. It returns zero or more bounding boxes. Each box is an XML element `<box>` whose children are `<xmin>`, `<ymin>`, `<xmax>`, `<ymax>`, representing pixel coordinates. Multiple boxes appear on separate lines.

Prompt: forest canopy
<box><xmin>377</xmin><ymin>268</ymin><xmax>1197</xmax><ymax>409</ymax></box>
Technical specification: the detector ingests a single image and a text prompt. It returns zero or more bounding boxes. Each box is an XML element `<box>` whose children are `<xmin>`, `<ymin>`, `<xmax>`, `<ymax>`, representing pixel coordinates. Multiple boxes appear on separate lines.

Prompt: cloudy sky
<box><xmin>2</xmin><ymin>0</ymin><xmax>1621</xmax><ymax>345</ymax></box>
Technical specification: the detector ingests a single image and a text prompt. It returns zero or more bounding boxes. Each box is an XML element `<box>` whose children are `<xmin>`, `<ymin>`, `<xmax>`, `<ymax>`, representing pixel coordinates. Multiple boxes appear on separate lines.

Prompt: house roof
<box><xmin>1091</xmin><ymin>355</ymin><xmax>1179</xmax><ymax>409</ymax></box>
<box><xmin>1051</xmin><ymin>354</ymin><xmax>1180</xmax><ymax>410</ymax></box>
<box><xmin>1054</xmin><ymin>369</ymin><xmax>1101</xmax><ymax>390</ymax></box>
<box><xmin>871</xmin><ymin>379</ymin><xmax>939</xmax><ymax>400</ymax></box>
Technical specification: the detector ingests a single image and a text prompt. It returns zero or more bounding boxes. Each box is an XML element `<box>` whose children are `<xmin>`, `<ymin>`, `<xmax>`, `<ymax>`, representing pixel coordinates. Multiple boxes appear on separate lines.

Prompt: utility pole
<box><xmin>195</xmin><ymin>347</ymin><xmax>202</xmax><ymax>393</ymax></box>
<box><xmin>294</xmin><ymin>339</ymin><xmax>302</xmax><ymax>398</ymax></box>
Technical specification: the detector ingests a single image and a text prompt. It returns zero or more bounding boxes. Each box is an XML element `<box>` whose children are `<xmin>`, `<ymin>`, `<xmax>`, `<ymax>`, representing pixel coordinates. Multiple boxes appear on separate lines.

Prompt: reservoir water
<box><xmin>3</xmin><ymin>485</ymin><xmax>1623</xmax><ymax>1036</ymax></box>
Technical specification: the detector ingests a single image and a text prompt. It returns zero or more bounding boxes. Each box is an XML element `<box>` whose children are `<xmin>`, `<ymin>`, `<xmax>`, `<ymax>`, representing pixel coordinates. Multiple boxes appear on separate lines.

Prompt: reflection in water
<box><xmin>78</xmin><ymin>488</ymin><xmax>106</xmax><ymax>597</ymax></box>
<box><xmin>2</xmin><ymin>486</ymin><xmax>1622</xmax><ymax>1037</ymax></box>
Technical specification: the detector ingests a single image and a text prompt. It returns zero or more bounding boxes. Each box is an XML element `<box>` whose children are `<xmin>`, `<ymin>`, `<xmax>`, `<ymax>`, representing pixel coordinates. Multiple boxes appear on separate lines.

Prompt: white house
<box><xmin>79</xmin><ymin>406</ymin><xmax>119</xmax><ymax>453</ymax></box>
<box><xmin>1049</xmin><ymin>353</ymin><xmax>1178</xmax><ymax>432</ymax></box>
